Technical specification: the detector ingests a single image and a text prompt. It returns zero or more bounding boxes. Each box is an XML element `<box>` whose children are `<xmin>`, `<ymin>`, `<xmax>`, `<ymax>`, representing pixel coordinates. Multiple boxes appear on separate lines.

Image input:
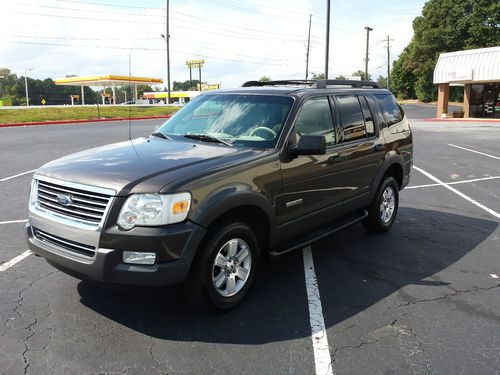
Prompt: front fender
<box><xmin>189</xmin><ymin>184</ymin><xmax>278</xmax><ymax>246</ymax></box>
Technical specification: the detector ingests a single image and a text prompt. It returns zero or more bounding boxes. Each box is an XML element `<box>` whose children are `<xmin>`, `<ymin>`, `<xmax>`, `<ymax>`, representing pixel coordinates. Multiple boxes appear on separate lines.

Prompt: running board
<box><xmin>269</xmin><ymin>211</ymin><xmax>368</xmax><ymax>257</ymax></box>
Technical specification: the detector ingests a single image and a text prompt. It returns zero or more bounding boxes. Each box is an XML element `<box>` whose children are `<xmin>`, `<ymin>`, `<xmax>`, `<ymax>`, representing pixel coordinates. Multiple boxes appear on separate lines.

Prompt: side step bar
<box><xmin>269</xmin><ymin>211</ymin><xmax>368</xmax><ymax>257</ymax></box>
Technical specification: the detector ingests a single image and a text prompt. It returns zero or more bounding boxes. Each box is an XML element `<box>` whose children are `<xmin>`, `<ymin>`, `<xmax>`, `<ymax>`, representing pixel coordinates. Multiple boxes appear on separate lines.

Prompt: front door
<box><xmin>278</xmin><ymin>96</ymin><xmax>346</xmax><ymax>226</ymax></box>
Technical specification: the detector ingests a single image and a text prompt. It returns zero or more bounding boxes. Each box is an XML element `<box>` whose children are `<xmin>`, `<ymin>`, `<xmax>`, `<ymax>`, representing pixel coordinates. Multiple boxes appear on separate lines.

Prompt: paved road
<box><xmin>401</xmin><ymin>103</ymin><xmax>463</xmax><ymax>119</ymax></box>
<box><xmin>0</xmin><ymin>113</ymin><xmax>499</xmax><ymax>374</ymax></box>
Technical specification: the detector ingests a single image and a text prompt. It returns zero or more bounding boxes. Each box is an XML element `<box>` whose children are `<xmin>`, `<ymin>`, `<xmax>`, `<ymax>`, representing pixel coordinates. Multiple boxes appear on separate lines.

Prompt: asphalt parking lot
<box><xmin>1</xmin><ymin>107</ymin><xmax>499</xmax><ymax>374</ymax></box>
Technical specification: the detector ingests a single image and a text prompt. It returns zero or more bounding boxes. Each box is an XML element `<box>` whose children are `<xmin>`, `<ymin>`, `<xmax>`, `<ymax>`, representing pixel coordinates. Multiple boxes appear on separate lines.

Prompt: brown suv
<box><xmin>26</xmin><ymin>79</ymin><xmax>413</xmax><ymax>309</ymax></box>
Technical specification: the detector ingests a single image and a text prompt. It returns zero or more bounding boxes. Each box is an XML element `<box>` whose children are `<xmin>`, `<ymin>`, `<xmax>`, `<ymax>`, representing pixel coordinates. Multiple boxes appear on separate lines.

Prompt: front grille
<box><xmin>33</xmin><ymin>228</ymin><xmax>96</xmax><ymax>258</ymax></box>
<box><xmin>36</xmin><ymin>180</ymin><xmax>111</xmax><ymax>225</ymax></box>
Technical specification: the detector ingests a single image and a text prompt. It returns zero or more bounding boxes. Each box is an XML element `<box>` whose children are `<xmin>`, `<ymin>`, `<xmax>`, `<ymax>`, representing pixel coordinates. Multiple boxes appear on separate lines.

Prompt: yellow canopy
<box><xmin>55</xmin><ymin>75</ymin><xmax>163</xmax><ymax>87</ymax></box>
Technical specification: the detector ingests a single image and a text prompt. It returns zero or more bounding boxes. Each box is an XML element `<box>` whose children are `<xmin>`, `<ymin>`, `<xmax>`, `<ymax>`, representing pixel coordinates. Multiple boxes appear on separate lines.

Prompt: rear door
<box><xmin>330</xmin><ymin>94</ymin><xmax>386</xmax><ymax>210</ymax></box>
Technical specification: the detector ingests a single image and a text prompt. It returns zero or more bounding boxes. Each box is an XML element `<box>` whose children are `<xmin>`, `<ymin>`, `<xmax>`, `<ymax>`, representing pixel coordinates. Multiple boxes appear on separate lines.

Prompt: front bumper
<box><xmin>26</xmin><ymin>221</ymin><xmax>207</xmax><ymax>287</ymax></box>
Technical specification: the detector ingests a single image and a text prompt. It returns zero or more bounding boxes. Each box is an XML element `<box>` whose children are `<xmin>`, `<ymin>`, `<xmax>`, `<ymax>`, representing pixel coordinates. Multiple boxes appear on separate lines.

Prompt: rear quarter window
<box><xmin>374</xmin><ymin>94</ymin><xmax>404</xmax><ymax>133</ymax></box>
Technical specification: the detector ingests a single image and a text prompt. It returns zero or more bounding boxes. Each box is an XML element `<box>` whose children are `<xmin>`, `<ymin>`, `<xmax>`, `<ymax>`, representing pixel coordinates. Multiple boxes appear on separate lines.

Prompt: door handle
<box><xmin>328</xmin><ymin>154</ymin><xmax>343</xmax><ymax>164</ymax></box>
<box><xmin>374</xmin><ymin>144</ymin><xmax>385</xmax><ymax>152</ymax></box>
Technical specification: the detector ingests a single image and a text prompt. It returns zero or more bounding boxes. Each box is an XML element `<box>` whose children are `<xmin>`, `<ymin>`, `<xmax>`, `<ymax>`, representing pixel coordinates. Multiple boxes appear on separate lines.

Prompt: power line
<box><xmin>55</xmin><ymin>0</ymin><xmax>161</xmax><ymax>10</ymax></box>
<box><xmin>10</xmin><ymin>11</ymin><xmax>160</xmax><ymax>24</ymax></box>
<box><xmin>174</xmin><ymin>36</ymin><xmax>294</xmax><ymax>62</ymax></box>
<box><xmin>7</xmin><ymin>34</ymin><xmax>157</xmax><ymax>42</ymax></box>
<box><xmin>204</xmin><ymin>0</ymin><xmax>308</xmax><ymax>21</ymax></box>
<box><xmin>9</xmin><ymin>41</ymin><xmax>301</xmax><ymax>67</ymax></box>
<box><xmin>231</xmin><ymin>0</ymin><xmax>308</xmax><ymax>16</ymax></box>
<box><xmin>13</xmin><ymin>2</ymin><xmax>164</xmax><ymax>18</ymax></box>
<box><xmin>170</xmin><ymin>10</ymin><xmax>304</xmax><ymax>38</ymax></box>
<box><xmin>8</xmin><ymin>10</ymin><xmax>313</xmax><ymax>43</ymax></box>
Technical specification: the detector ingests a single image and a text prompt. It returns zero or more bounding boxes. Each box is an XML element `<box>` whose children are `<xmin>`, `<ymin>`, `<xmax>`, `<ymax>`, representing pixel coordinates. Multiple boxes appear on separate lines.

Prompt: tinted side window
<box><xmin>375</xmin><ymin>94</ymin><xmax>403</xmax><ymax>126</ymax></box>
<box><xmin>294</xmin><ymin>97</ymin><xmax>336</xmax><ymax>145</ymax></box>
<box><xmin>337</xmin><ymin>95</ymin><xmax>367</xmax><ymax>142</ymax></box>
<box><xmin>359</xmin><ymin>96</ymin><xmax>375</xmax><ymax>135</ymax></box>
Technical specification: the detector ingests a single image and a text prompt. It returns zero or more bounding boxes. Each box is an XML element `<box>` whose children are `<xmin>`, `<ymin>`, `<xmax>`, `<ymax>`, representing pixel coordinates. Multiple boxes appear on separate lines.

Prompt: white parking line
<box><xmin>0</xmin><ymin>219</ymin><xmax>28</xmax><ymax>225</ymax></box>
<box><xmin>303</xmin><ymin>247</ymin><xmax>333</xmax><ymax>375</ymax></box>
<box><xmin>448</xmin><ymin>144</ymin><xmax>500</xmax><ymax>160</ymax></box>
<box><xmin>0</xmin><ymin>169</ymin><xmax>36</xmax><ymax>182</ymax></box>
<box><xmin>414</xmin><ymin>166</ymin><xmax>500</xmax><ymax>220</ymax></box>
<box><xmin>407</xmin><ymin>175</ymin><xmax>500</xmax><ymax>189</ymax></box>
<box><xmin>0</xmin><ymin>250</ymin><xmax>32</xmax><ymax>272</ymax></box>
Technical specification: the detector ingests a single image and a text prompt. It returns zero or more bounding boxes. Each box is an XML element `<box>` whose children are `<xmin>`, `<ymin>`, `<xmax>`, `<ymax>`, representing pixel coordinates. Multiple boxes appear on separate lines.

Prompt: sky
<box><xmin>0</xmin><ymin>0</ymin><xmax>426</xmax><ymax>89</ymax></box>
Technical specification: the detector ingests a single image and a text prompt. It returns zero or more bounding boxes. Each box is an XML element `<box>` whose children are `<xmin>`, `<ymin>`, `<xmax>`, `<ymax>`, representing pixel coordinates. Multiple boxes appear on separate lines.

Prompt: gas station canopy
<box><xmin>55</xmin><ymin>75</ymin><xmax>163</xmax><ymax>105</ymax></box>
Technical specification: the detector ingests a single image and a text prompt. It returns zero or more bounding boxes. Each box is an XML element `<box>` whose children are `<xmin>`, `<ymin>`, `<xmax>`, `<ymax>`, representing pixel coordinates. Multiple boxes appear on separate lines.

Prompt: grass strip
<box><xmin>0</xmin><ymin>106</ymin><xmax>180</xmax><ymax>124</ymax></box>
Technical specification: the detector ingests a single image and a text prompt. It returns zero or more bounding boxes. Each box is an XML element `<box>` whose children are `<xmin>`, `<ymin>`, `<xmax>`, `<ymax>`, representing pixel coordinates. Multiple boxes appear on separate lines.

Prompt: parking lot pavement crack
<box><xmin>148</xmin><ymin>337</ymin><xmax>160</xmax><ymax>371</ymax></box>
<box><xmin>406</xmin><ymin>324</ymin><xmax>432</xmax><ymax>375</ymax></box>
<box><xmin>398</xmin><ymin>284</ymin><xmax>500</xmax><ymax>307</ymax></box>
<box><xmin>6</xmin><ymin>271</ymin><xmax>58</xmax><ymax>374</ymax></box>
<box><xmin>21</xmin><ymin>318</ymin><xmax>38</xmax><ymax>374</ymax></box>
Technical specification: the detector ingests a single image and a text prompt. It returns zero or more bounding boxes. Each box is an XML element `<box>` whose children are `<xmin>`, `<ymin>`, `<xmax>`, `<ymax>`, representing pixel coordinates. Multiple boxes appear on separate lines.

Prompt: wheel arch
<box><xmin>190</xmin><ymin>185</ymin><xmax>278</xmax><ymax>250</ymax></box>
<box><xmin>371</xmin><ymin>154</ymin><xmax>405</xmax><ymax>199</ymax></box>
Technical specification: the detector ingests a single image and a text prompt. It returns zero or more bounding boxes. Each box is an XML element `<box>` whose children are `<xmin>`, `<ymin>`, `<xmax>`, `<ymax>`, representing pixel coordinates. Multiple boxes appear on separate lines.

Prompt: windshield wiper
<box><xmin>151</xmin><ymin>132</ymin><xmax>170</xmax><ymax>140</ymax></box>
<box><xmin>183</xmin><ymin>134</ymin><xmax>233</xmax><ymax>146</ymax></box>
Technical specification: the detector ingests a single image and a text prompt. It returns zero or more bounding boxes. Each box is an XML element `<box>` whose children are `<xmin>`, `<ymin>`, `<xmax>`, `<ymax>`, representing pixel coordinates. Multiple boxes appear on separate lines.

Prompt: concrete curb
<box><xmin>0</xmin><ymin>115</ymin><xmax>171</xmax><ymax>129</ymax></box>
<box><xmin>425</xmin><ymin>118</ymin><xmax>500</xmax><ymax>123</ymax></box>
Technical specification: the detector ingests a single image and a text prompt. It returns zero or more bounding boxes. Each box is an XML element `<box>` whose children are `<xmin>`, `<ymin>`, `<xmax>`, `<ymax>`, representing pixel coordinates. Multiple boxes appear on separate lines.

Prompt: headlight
<box><xmin>117</xmin><ymin>192</ymin><xmax>191</xmax><ymax>230</ymax></box>
<box><xmin>29</xmin><ymin>179</ymin><xmax>38</xmax><ymax>208</ymax></box>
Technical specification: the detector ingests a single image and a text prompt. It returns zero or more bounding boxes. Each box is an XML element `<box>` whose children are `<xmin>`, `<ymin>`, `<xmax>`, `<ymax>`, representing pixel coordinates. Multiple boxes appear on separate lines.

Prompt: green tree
<box><xmin>259</xmin><ymin>76</ymin><xmax>271</xmax><ymax>82</ymax></box>
<box><xmin>351</xmin><ymin>70</ymin><xmax>372</xmax><ymax>81</ymax></box>
<box><xmin>335</xmin><ymin>75</ymin><xmax>346</xmax><ymax>80</ymax></box>
<box><xmin>391</xmin><ymin>47</ymin><xmax>416</xmax><ymax>99</ymax></box>
<box><xmin>376</xmin><ymin>75</ymin><xmax>388</xmax><ymax>89</ymax></box>
<box><xmin>391</xmin><ymin>0</ymin><xmax>500</xmax><ymax>102</ymax></box>
<box><xmin>311</xmin><ymin>72</ymin><xmax>325</xmax><ymax>80</ymax></box>
<box><xmin>173</xmin><ymin>80</ymin><xmax>200</xmax><ymax>91</ymax></box>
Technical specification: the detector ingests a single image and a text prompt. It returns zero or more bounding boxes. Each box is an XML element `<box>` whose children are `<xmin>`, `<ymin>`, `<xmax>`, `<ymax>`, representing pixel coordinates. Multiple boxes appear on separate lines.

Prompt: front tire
<box><xmin>186</xmin><ymin>222</ymin><xmax>260</xmax><ymax>310</ymax></box>
<box><xmin>363</xmin><ymin>176</ymin><xmax>399</xmax><ymax>233</ymax></box>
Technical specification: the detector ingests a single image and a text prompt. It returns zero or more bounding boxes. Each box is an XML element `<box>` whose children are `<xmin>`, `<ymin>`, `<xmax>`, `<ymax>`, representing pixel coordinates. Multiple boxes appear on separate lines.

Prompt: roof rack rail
<box><xmin>241</xmin><ymin>80</ymin><xmax>316</xmax><ymax>87</ymax></box>
<box><xmin>241</xmin><ymin>79</ymin><xmax>380</xmax><ymax>89</ymax></box>
<box><xmin>315</xmin><ymin>79</ymin><xmax>379</xmax><ymax>89</ymax></box>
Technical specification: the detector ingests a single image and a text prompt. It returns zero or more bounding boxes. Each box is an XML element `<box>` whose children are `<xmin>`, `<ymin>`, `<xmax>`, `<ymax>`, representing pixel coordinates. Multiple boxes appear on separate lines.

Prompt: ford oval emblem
<box><xmin>56</xmin><ymin>194</ymin><xmax>73</xmax><ymax>207</ymax></box>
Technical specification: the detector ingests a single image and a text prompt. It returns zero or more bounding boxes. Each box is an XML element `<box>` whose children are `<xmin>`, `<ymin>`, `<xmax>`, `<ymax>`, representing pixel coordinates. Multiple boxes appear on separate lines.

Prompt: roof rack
<box><xmin>316</xmin><ymin>79</ymin><xmax>379</xmax><ymax>89</ymax></box>
<box><xmin>241</xmin><ymin>80</ymin><xmax>316</xmax><ymax>87</ymax></box>
<box><xmin>241</xmin><ymin>79</ymin><xmax>379</xmax><ymax>89</ymax></box>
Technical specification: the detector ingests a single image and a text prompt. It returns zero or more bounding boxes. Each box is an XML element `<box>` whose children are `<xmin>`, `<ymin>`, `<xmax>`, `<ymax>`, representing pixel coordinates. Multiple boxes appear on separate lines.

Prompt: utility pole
<box><xmin>325</xmin><ymin>0</ymin><xmax>331</xmax><ymax>79</ymax></box>
<box><xmin>364</xmin><ymin>27</ymin><xmax>373</xmax><ymax>80</ymax></box>
<box><xmin>189</xmin><ymin>65</ymin><xmax>193</xmax><ymax>89</ymax></box>
<box><xmin>165</xmin><ymin>0</ymin><xmax>171</xmax><ymax>104</ymax></box>
<box><xmin>385</xmin><ymin>35</ymin><xmax>394</xmax><ymax>89</ymax></box>
<box><xmin>24</xmin><ymin>68</ymin><xmax>34</xmax><ymax>107</ymax></box>
<box><xmin>305</xmin><ymin>14</ymin><xmax>312</xmax><ymax>80</ymax></box>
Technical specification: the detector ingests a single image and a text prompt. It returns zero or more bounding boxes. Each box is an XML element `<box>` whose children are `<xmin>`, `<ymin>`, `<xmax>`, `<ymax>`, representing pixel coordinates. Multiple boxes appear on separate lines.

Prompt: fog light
<box><xmin>122</xmin><ymin>251</ymin><xmax>156</xmax><ymax>265</ymax></box>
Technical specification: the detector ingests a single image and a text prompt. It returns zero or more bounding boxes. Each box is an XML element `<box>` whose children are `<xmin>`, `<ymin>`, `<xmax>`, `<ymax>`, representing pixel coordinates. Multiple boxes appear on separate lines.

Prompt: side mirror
<box><xmin>289</xmin><ymin>135</ymin><xmax>327</xmax><ymax>156</ymax></box>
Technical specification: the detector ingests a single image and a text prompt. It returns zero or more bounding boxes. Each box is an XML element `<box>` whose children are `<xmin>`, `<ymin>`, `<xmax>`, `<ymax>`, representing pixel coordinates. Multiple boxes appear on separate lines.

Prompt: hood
<box><xmin>36</xmin><ymin>137</ymin><xmax>249</xmax><ymax>195</ymax></box>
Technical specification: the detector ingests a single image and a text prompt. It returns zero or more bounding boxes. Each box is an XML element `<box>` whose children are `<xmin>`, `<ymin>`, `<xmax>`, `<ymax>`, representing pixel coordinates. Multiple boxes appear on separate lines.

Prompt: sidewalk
<box><xmin>425</xmin><ymin>117</ymin><xmax>500</xmax><ymax>123</ymax></box>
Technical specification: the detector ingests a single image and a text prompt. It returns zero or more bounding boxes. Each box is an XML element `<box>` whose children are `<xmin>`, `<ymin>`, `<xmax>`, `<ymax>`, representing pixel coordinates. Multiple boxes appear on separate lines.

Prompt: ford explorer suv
<box><xmin>26</xmin><ymin>79</ymin><xmax>413</xmax><ymax>310</ymax></box>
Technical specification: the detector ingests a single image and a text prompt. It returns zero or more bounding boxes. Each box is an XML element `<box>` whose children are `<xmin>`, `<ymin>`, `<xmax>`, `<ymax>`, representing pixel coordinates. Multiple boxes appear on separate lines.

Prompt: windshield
<box><xmin>157</xmin><ymin>94</ymin><xmax>294</xmax><ymax>148</ymax></box>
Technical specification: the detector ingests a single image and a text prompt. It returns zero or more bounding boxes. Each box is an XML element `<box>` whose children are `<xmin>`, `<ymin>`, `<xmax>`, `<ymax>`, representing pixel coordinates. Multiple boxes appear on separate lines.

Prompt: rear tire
<box><xmin>363</xmin><ymin>176</ymin><xmax>399</xmax><ymax>233</ymax></box>
<box><xmin>186</xmin><ymin>222</ymin><xmax>260</xmax><ymax>310</ymax></box>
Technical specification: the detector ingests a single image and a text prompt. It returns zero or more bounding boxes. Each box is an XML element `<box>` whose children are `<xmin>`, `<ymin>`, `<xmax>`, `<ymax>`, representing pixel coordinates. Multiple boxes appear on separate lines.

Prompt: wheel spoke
<box><xmin>214</xmin><ymin>271</ymin><xmax>227</xmax><ymax>289</ymax></box>
<box><xmin>236</xmin><ymin>246</ymin><xmax>249</xmax><ymax>263</ymax></box>
<box><xmin>227</xmin><ymin>240</ymin><xmax>238</xmax><ymax>257</ymax></box>
<box><xmin>226</xmin><ymin>276</ymin><xmax>236</xmax><ymax>295</ymax></box>
<box><xmin>214</xmin><ymin>253</ymin><xmax>228</xmax><ymax>268</ymax></box>
<box><xmin>235</xmin><ymin>266</ymin><xmax>249</xmax><ymax>280</ymax></box>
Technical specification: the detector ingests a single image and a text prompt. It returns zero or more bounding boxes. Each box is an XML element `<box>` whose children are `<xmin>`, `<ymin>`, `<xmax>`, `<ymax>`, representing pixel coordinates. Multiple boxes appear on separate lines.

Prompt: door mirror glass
<box><xmin>289</xmin><ymin>135</ymin><xmax>326</xmax><ymax>156</ymax></box>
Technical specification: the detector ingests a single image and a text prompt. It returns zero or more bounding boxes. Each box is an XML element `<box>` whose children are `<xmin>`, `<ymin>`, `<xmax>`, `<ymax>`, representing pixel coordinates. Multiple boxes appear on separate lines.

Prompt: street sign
<box><xmin>41</xmin><ymin>99</ymin><xmax>46</xmax><ymax>105</ymax></box>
